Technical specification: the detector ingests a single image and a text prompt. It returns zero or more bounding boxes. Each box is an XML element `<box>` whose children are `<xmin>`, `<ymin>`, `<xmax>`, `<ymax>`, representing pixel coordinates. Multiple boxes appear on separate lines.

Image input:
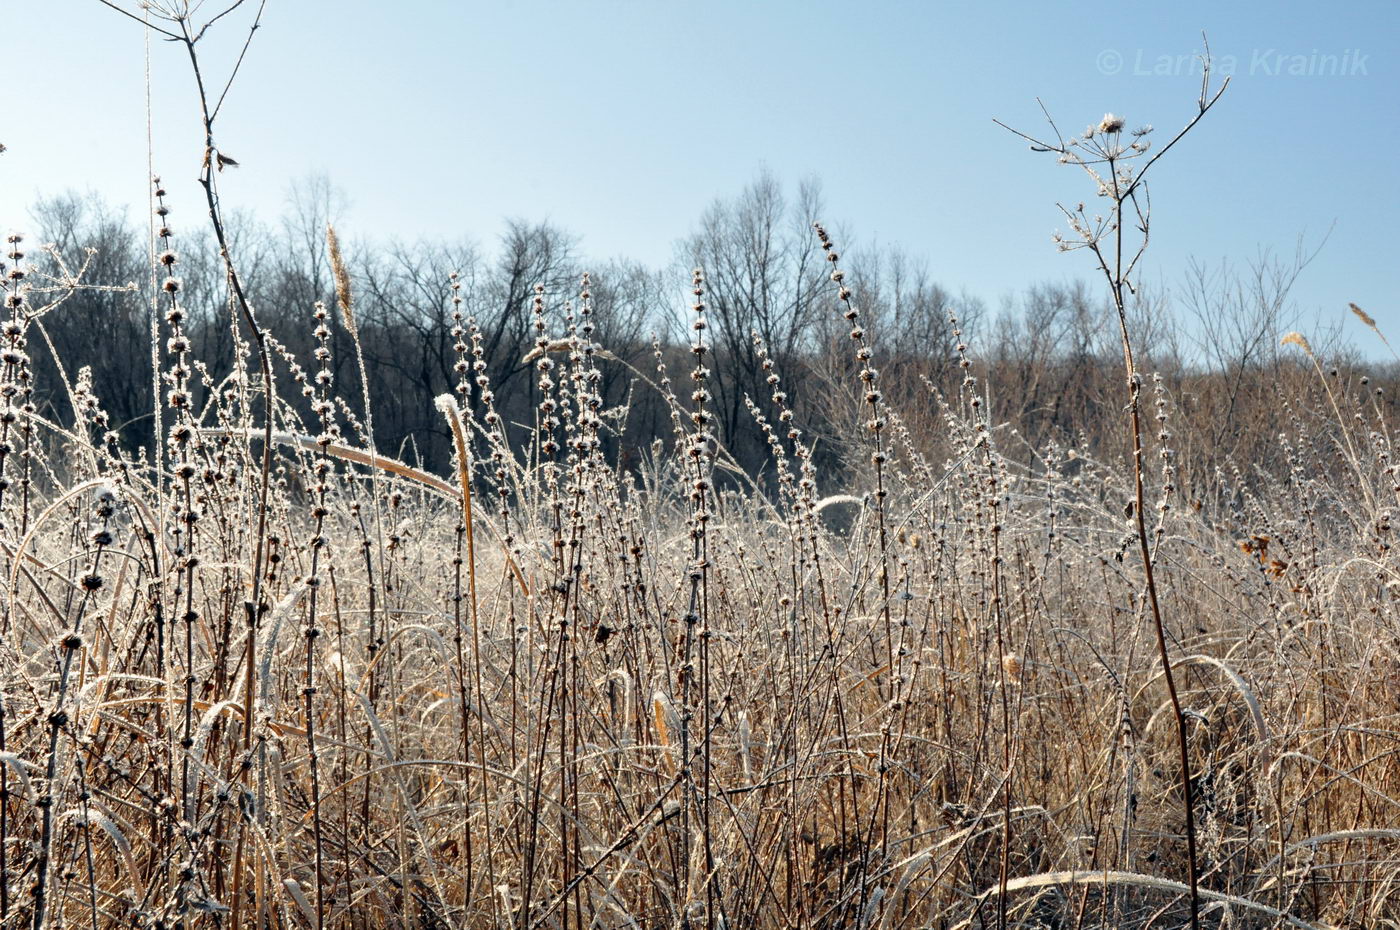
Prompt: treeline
<box><xmin>22</xmin><ymin>173</ymin><xmax>1392</xmax><ymax>496</ymax></box>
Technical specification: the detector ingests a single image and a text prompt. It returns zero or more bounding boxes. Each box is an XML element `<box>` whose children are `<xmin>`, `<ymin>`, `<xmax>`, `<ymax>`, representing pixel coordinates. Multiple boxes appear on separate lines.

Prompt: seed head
<box><xmin>1097</xmin><ymin>113</ymin><xmax>1126</xmax><ymax>134</ymax></box>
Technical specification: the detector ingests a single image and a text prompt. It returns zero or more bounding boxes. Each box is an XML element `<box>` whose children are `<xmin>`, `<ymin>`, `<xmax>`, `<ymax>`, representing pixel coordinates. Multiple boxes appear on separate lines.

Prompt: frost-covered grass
<box><xmin>3</xmin><ymin>7</ymin><xmax>1398</xmax><ymax>929</ymax></box>
<box><xmin>3</xmin><ymin>217</ymin><xmax>1400</xmax><ymax>929</ymax></box>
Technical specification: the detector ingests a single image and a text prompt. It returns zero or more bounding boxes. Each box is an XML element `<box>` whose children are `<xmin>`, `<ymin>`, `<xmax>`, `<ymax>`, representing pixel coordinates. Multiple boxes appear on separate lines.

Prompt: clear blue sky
<box><xmin>6</xmin><ymin>1</ymin><xmax>1397</xmax><ymax>349</ymax></box>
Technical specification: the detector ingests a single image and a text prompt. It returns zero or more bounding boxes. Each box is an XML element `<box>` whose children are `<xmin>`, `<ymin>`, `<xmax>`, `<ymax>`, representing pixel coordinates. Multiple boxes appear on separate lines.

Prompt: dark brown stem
<box><xmin>1102</xmin><ymin>160</ymin><xmax>1200</xmax><ymax>930</ymax></box>
<box><xmin>173</xmin><ymin>15</ymin><xmax>276</xmax><ymax>929</ymax></box>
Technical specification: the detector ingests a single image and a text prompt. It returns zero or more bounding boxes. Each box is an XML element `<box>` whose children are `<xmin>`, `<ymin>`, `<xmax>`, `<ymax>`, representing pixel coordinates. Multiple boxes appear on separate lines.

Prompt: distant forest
<box><xmin>20</xmin><ymin>172</ymin><xmax>1385</xmax><ymax>494</ymax></box>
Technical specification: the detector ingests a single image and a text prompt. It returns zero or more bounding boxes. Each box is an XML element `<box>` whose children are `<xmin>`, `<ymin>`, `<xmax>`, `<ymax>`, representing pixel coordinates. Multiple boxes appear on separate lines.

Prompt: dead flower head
<box><xmin>1097</xmin><ymin>113</ymin><xmax>1126</xmax><ymax>134</ymax></box>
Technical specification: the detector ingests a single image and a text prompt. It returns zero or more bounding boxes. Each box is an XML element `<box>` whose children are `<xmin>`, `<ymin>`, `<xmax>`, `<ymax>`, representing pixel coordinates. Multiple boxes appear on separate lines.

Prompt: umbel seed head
<box><xmin>1097</xmin><ymin>113</ymin><xmax>1126</xmax><ymax>134</ymax></box>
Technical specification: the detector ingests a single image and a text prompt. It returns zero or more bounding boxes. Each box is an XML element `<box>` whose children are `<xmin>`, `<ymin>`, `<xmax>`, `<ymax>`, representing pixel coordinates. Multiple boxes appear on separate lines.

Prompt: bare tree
<box><xmin>682</xmin><ymin>172</ymin><xmax>828</xmax><ymax>467</ymax></box>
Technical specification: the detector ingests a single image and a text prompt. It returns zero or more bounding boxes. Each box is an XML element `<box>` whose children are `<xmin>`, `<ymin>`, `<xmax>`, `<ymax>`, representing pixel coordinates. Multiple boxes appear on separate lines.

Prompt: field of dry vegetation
<box><xmin>3</xmin><ymin>8</ymin><xmax>1399</xmax><ymax>930</ymax></box>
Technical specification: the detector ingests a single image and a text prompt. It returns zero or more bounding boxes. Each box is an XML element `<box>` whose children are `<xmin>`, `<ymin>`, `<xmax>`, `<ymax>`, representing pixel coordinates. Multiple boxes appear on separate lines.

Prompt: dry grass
<box><xmin>3</xmin><ymin>11</ymin><xmax>1399</xmax><ymax>930</ymax></box>
<box><xmin>3</xmin><ymin>213</ymin><xmax>1400</xmax><ymax>928</ymax></box>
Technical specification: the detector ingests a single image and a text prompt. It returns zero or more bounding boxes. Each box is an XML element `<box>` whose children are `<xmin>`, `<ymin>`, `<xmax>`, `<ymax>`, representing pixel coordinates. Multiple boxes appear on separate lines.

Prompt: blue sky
<box><xmin>6</xmin><ymin>1</ymin><xmax>1397</xmax><ymax>350</ymax></box>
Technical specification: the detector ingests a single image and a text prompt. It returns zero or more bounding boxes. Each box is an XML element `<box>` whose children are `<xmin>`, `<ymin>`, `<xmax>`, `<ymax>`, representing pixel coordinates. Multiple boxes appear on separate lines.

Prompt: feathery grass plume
<box><xmin>326</xmin><ymin>223</ymin><xmax>355</xmax><ymax>334</ymax></box>
<box><xmin>652</xmin><ymin>691</ymin><xmax>676</xmax><ymax>776</ymax></box>
<box><xmin>1349</xmin><ymin>303</ymin><xmax>1377</xmax><ymax>329</ymax></box>
<box><xmin>1349</xmin><ymin>302</ymin><xmax>1398</xmax><ymax>361</ymax></box>
<box><xmin>521</xmin><ymin>338</ymin><xmax>572</xmax><ymax>364</ymax></box>
<box><xmin>1281</xmin><ymin>330</ymin><xmax>1314</xmax><ymax>356</ymax></box>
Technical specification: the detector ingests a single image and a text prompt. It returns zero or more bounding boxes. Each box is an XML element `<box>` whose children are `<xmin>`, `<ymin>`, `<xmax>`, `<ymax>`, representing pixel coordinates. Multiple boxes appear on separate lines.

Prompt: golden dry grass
<box><xmin>2</xmin><ymin>232</ymin><xmax>1399</xmax><ymax>928</ymax></box>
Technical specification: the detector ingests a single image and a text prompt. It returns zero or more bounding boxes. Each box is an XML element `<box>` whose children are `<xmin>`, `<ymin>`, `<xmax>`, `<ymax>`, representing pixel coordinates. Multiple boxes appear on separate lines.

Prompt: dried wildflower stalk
<box><xmin>998</xmin><ymin>34</ymin><xmax>1230</xmax><ymax>930</ymax></box>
